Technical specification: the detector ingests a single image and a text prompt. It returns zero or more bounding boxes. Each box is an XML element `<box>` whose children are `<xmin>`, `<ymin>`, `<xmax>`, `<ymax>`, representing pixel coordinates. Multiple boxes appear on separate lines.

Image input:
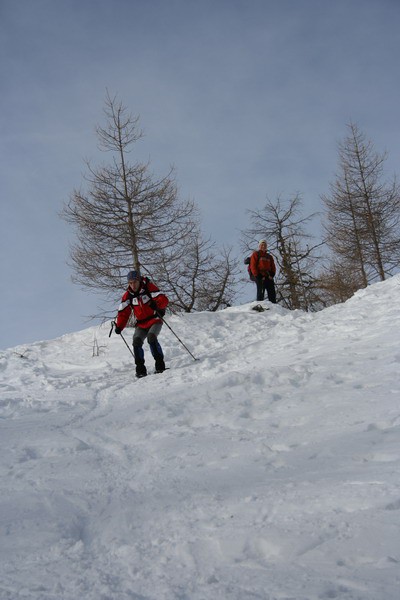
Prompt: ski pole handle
<box><xmin>109</xmin><ymin>321</ymin><xmax>115</xmax><ymax>337</ymax></box>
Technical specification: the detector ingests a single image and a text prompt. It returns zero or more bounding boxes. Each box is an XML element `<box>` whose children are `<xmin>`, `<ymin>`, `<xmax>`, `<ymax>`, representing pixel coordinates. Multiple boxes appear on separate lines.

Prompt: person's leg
<box><xmin>256</xmin><ymin>277</ymin><xmax>265</xmax><ymax>301</ymax></box>
<box><xmin>265</xmin><ymin>278</ymin><xmax>277</xmax><ymax>303</ymax></box>
<box><xmin>132</xmin><ymin>327</ymin><xmax>148</xmax><ymax>376</ymax></box>
<box><xmin>147</xmin><ymin>323</ymin><xmax>165</xmax><ymax>373</ymax></box>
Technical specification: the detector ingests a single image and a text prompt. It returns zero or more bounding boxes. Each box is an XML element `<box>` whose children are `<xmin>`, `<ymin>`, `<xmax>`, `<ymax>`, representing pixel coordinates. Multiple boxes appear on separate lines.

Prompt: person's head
<box><xmin>259</xmin><ymin>239</ymin><xmax>267</xmax><ymax>250</ymax></box>
<box><xmin>127</xmin><ymin>270</ymin><xmax>141</xmax><ymax>291</ymax></box>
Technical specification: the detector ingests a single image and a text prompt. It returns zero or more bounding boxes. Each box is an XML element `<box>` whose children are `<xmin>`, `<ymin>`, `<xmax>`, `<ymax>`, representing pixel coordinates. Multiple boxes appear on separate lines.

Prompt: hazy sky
<box><xmin>1</xmin><ymin>0</ymin><xmax>399</xmax><ymax>350</ymax></box>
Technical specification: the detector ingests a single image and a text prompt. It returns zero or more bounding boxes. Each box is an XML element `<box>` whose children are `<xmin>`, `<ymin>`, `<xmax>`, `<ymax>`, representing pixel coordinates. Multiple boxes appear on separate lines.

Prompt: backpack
<box><xmin>244</xmin><ymin>251</ymin><xmax>260</xmax><ymax>281</ymax></box>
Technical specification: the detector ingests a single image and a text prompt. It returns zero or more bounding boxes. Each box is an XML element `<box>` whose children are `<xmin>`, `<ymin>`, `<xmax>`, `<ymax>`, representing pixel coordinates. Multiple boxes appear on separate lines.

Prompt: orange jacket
<box><xmin>250</xmin><ymin>250</ymin><xmax>276</xmax><ymax>279</ymax></box>
<box><xmin>116</xmin><ymin>277</ymin><xmax>169</xmax><ymax>331</ymax></box>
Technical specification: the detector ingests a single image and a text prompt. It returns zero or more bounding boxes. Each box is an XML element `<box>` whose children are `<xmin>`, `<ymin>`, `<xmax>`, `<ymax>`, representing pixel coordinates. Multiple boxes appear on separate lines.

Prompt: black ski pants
<box><xmin>256</xmin><ymin>276</ymin><xmax>276</xmax><ymax>303</ymax></box>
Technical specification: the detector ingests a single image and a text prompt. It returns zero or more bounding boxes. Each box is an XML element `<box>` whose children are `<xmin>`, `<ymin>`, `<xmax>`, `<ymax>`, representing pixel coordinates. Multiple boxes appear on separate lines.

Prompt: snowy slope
<box><xmin>1</xmin><ymin>276</ymin><xmax>400</xmax><ymax>600</ymax></box>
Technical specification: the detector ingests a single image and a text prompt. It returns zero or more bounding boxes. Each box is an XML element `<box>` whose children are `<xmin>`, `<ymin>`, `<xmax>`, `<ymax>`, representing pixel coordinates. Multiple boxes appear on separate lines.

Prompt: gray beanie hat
<box><xmin>127</xmin><ymin>270</ymin><xmax>140</xmax><ymax>281</ymax></box>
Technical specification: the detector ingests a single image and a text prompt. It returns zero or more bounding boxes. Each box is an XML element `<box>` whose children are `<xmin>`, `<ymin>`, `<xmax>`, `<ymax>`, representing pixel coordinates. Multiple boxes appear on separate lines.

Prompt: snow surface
<box><xmin>1</xmin><ymin>276</ymin><xmax>400</xmax><ymax>600</ymax></box>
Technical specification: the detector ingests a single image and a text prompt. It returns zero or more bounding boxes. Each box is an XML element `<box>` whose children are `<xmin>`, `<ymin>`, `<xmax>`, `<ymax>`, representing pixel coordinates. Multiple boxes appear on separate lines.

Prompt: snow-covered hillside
<box><xmin>1</xmin><ymin>277</ymin><xmax>400</xmax><ymax>600</ymax></box>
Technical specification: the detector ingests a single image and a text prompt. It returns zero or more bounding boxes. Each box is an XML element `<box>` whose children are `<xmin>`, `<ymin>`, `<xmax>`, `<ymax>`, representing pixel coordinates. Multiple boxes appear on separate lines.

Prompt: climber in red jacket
<box><xmin>115</xmin><ymin>270</ymin><xmax>169</xmax><ymax>378</ymax></box>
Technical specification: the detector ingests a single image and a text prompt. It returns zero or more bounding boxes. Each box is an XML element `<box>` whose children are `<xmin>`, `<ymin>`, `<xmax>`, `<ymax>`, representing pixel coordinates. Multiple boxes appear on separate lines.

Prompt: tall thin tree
<box><xmin>153</xmin><ymin>225</ymin><xmax>239</xmax><ymax>312</ymax></box>
<box><xmin>322</xmin><ymin>122</ymin><xmax>400</xmax><ymax>286</ymax></box>
<box><xmin>62</xmin><ymin>93</ymin><xmax>195</xmax><ymax>300</ymax></box>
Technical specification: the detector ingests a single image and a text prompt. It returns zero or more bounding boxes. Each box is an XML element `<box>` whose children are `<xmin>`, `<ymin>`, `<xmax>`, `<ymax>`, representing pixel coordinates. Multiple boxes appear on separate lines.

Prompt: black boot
<box><xmin>135</xmin><ymin>361</ymin><xmax>147</xmax><ymax>378</ymax></box>
<box><xmin>149</xmin><ymin>340</ymin><xmax>165</xmax><ymax>373</ymax></box>
<box><xmin>155</xmin><ymin>357</ymin><xmax>165</xmax><ymax>373</ymax></box>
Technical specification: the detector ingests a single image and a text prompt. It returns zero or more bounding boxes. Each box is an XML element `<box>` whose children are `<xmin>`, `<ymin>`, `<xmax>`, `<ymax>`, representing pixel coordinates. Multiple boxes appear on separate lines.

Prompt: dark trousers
<box><xmin>132</xmin><ymin>323</ymin><xmax>163</xmax><ymax>364</ymax></box>
<box><xmin>256</xmin><ymin>276</ymin><xmax>276</xmax><ymax>303</ymax></box>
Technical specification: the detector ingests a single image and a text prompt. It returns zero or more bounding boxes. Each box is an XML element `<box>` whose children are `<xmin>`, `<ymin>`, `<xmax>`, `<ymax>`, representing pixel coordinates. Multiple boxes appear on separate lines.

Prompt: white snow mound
<box><xmin>1</xmin><ymin>276</ymin><xmax>400</xmax><ymax>599</ymax></box>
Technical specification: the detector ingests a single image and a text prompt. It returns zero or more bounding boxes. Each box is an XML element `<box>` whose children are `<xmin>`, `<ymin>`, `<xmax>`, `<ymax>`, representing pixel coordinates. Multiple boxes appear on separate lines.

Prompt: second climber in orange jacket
<box><xmin>249</xmin><ymin>239</ymin><xmax>277</xmax><ymax>303</ymax></box>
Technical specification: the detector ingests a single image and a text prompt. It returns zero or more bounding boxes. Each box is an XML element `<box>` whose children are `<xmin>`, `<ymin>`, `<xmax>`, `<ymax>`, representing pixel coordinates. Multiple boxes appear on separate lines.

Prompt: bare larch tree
<box><xmin>62</xmin><ymin>93</ymin><xmax>238</xmax><ymax>312</ymax></box>
<box><xmin>153</xmin><ymin>224</ymin><xmax>239</xmax><ymax>312</ymax></box>
<box><xmin>322</xmin><ymin>122</ymin><xmax>400</xmax><ymax>293</ymax></box>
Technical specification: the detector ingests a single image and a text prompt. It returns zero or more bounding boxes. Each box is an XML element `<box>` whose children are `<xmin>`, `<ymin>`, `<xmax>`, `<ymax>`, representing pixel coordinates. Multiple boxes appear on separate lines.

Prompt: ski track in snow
<box><xmin>1</xmin><ymin>277</ymin><xmax>400</xmax><ymax>599</ymax></box>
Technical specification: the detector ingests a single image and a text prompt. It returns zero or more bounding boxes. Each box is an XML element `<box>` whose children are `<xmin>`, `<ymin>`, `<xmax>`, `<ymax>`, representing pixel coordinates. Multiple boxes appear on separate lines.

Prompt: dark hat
<box><xmin>127</xmin><ymin>270</ymin><xmax>140</xmax><ymax>281</ymax></box>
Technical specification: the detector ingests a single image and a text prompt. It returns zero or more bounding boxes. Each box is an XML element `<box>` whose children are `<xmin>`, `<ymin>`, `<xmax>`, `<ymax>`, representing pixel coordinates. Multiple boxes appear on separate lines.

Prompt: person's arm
<box><xmin>115</xmin><ymin>291</ymin><xmax>132</xmax><ymax>331</ymax></box>
<box><xmin>249</xmin><ymin>252</ymin><xmax>259</xmax><ymax>278</ymax></box>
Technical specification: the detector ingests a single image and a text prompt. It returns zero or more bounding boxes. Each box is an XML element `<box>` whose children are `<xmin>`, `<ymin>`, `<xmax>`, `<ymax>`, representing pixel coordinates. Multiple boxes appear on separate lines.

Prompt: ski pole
<box><xmin>158</xmin><ymin>314</ymin><xmax>198</xmax><ymax>361</ymax></box>
<box><xmin>109</xmin><ymin>321</ymin><xmax>136</xmax><ymax>361</ymax></box>
<box><xmin>120</xmin><ymin>331</ymin><xmax>136</xmax><ymax>360</ymax></box>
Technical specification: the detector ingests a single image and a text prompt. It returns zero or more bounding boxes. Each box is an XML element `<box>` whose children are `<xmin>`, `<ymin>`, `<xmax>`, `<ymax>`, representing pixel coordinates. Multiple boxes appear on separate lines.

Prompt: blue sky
<box><xmin>1</xmin><ymin>0</ymin><xmax>399</xmax><ymax>350</ymax></box>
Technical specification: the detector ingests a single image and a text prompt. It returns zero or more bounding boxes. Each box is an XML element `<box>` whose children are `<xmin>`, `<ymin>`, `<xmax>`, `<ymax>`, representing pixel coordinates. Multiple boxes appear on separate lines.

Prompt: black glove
<box><xmin>148</xmin><ymin>299</ymin><xmax>157</xmax><ymax>310</ymax></box>
<box><xmin>157</xmin><ymin>308</ymin><xmax>165</xmax><ymax>318</ymax></box>
<box><xmin>114</xmin><ymin>326</ymin><xmax>122</xmax><ymax>334</ymax></box>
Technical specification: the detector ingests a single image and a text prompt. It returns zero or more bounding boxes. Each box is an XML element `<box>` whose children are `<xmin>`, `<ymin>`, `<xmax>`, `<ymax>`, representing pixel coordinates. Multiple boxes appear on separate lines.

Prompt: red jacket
<box><xmin>250</xmin><ymin>250</ymin><xmax>276</xmax><ymax>279</ymax></box>
<box><xmin>116</xmin><ymin>277</ymin><xmax>169</xmax><ymax>331</ymax></box>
